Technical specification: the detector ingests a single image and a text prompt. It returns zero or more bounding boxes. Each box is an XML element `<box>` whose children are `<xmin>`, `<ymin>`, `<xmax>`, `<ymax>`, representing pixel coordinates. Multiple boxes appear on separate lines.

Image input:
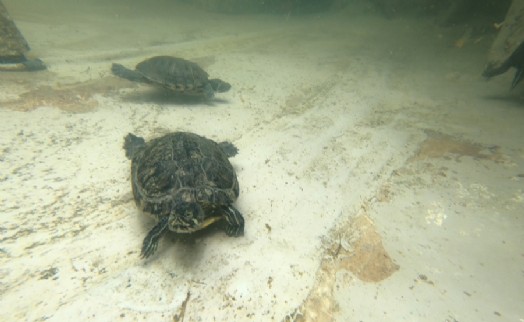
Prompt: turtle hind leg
<box><xmin>222</xmin><ymin>205</ymin><xmax>244</xmax><ymax>237</ymax></box>
<box><xmin>111</xmin><ymin>63</ymin><xmax>147</xmax><ymax>83</ymax></box>
<box><xmin>21</xmin><ymin>58</ymin><xmax>46</xmax><ymax>71</ymax></box>
<box><xmin>141</xmin><ymin>216</ymin><xmax>169</xmax><ymax>259</ymax></box>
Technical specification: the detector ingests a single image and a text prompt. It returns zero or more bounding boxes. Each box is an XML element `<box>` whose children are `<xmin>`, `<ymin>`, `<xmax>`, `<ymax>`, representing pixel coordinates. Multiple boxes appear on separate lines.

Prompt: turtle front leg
<box><xmin>141</xmin><ymin>216</ymin><xmax>169</xmax><ymax>258</ymax></box>
<box><xmin>222</xmin><ymin>205</ymin><xmax>244</xmax><ymax>237</ymax></box>
<box><xmin>511</xmin><ymin>66</ymin><xmax>524</xmax><ymax>89</ymax></box>
<box><xmin>203</xmin><ymin>83</ymin><xmax>215</xmax><ymax>99</ymax></box>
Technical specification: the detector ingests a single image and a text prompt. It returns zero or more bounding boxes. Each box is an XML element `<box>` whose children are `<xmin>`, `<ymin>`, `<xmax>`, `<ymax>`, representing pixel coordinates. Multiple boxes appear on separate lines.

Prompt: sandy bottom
<box><xmin>1</xmin><ymin>1</ymin><xmax>523</xmax><ymax>321</ymax></box>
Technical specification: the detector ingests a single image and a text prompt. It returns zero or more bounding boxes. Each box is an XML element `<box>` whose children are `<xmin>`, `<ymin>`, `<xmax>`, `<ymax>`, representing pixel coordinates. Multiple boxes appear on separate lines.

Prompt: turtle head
<box><xmin>169</xmin><ymin>202</ymin><xmax>222</xmax><ymax>233</ymax></box>
<box><xmin>123</xmin><ymin>133</ymin><xmax>146</xmax><ymax>160</ymax></box>
<box><xmin>209</xmin><ymin>79</ymin><xmax>231</xmax><ymax>93</ymax></box>
<box><xmin>169</xmin><ymin>203</ymin><xmax>206</xmax><ymax>233</ymax></box>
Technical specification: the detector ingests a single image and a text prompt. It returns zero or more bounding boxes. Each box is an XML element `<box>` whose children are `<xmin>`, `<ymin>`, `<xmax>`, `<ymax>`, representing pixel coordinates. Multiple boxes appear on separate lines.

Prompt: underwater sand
<box><xmin>1</xmin><ymin>0</ymin><xmax>523</xmax><ymax>321</ymax></box>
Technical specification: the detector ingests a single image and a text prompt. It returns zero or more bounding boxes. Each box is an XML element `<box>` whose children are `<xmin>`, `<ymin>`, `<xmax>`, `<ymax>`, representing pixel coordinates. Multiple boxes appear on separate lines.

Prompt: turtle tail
<box><xmin>111</xmin><ymin>63</ymin><xmax>147</xmax><ymax>83</ymax></box>
<box><xmin>123</xmin><ymin>133</ymin><xmax>146</xmax><ymax>160</ymax></box>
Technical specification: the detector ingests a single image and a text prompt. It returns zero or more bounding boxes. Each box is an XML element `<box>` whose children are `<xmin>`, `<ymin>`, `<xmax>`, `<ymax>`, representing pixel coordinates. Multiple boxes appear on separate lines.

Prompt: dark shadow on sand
<box><xmin>482</xmin><ymin>93</ymin><xmax>524</xmax><ymax>108</ymax></box>
<box><xmin>117</xmin><ymin>87</ymin><xmax>230</xmax><ymax>106</ymax></box>
<box><xmin>140</xmin><ymin>220</ymin><xmax>229</xmax><ymax>268</ymax></box>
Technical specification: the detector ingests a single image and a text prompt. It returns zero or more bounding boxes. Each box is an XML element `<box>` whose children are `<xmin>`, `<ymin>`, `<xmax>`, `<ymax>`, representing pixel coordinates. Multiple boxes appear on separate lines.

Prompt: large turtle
<box><xmin>111</xmin><ymin>56</ymin><xmax>231</xmax><ymax>98</ymax></box>
<box><xmin>124</xmin><ymin>132</ymin><xmax>244</xmax><ymax>258</ymax></box>
<box><xmin>483</xmin><ymin>1</ymin><xmax>524</xmax><ymax>89</ymax></box>
<box><xmin>0</xmin><ymin>1</ymin><xmax>46</xmax><ymax>71</ymax></box>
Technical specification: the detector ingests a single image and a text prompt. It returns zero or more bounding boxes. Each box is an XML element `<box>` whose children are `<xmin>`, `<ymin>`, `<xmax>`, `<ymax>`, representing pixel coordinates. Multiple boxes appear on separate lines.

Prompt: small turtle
<box><xmin>111</xmin><ymin>56</ymin><xmax>231</xmax><ymax>98</ymax></box>
<box><xmin>124</xmin><ymin>132</ymin><xmax>244</xmax><ymax>258</ymax></box>
<box><xmin>483</xmin><ymin>1</ymin><xmax>524</xmax><ymax>89</ymax></box>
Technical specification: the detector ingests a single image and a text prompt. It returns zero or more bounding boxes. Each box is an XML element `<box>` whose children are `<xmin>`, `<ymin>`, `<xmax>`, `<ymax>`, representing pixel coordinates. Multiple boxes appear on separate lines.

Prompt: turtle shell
<box><xmin>130</xmin><ymin>132</ymin><xmax>239</xmax><ymax>220</ymax></box>
<box><xmin>135</xmin><ymin>56</ymin><xmax>212</xmax><ymax>95</ymax></box>
<box><xmin>0</xmin><ymin>1</ymin><xmax>29</xmax><ymax>62</ymax></box>
<box><xmin>483</xmin><ymin>1</ymin><xmax>524</xmax><ymax>80</ymax></box>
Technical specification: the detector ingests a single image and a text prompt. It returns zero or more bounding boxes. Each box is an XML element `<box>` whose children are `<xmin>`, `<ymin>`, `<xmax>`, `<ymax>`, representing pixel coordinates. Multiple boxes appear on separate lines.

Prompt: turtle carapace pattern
<box><xmin>111</xmin><ymin>56</ymin><xmax>231</xmax><ymax>98</ymax></box>
<box><xmin>124</xmin><ymin>132</ymin><xmax>244</xmax><ymax>259</ymax></box>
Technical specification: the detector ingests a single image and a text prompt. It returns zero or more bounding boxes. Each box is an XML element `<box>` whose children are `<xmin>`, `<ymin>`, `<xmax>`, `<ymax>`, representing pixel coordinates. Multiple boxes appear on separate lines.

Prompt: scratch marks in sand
<box><xmin>410</xmin><ymin>130</ymin><xmax>506</xmax><ymax>163</ymax></box>
<box><xmin>173</xmin><ymin>291</ymin><xmax>191</xmax><ymax>322</ymax></box>
<box><xmin>0</xmin><ymin>77</ymin><xmax>124</xmax><ymax>113</ymax></box>
<box><xmin>284</xmin><ymin>212</ymin><xmax>399</xmax><ymax>322</ymax></box>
